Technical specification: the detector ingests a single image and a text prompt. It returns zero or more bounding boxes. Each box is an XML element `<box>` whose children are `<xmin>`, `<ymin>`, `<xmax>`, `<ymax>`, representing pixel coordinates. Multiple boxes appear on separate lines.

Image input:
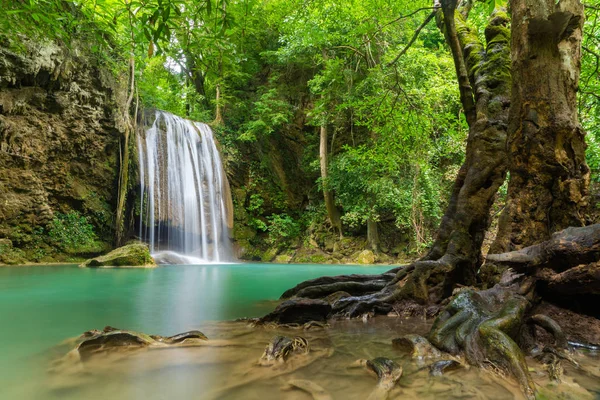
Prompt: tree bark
<box><xmin>320</xmin><ymin>123</ymin><xmax>343</xmax><ymax>237</ymax></box>
<box><xmin>420</xmin><ymin>1</ymin><xmax>511</xmax><ymax>289</ymax></box>
<box><xmin>367</xmin><ymin>218</ymin><xmax>379</xmax><ymax>252</ymax></box>
<box><xmin>214</xmin><ymin>83</ymin><xmax>224</xmax><ymax>125</ymax></box>
<box><xmin>492</xmin><ymin>0</ymin><xmax>590</xmax><ymax>252</ymax></box>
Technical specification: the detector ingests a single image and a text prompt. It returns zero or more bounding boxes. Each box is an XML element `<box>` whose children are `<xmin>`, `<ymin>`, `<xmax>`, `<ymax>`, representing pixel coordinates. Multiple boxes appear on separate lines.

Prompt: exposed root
<box><xmin>527</xmin><ymin>314</ymin><xmax>568</xmax><ymax>349</ymax></box>
<box><xmin>428</xmin><ymin>285</ymin><xmax>535</xmax><ymax>399</ymax></box>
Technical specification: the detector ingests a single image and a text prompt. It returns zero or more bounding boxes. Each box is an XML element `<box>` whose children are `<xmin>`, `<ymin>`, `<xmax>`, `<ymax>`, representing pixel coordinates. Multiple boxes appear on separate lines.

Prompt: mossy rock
<box><xmin>234</xmin><ymin>225</ymin><xmax>256</xmax><ymax>241</ymax></box>
<box><xmin>356</xmin><ymin>250</ymin><xmax>376</xmax><ymax>265</ymax></box>
<box><xmin>274</xmin><ymin>252</ymin><xmax>294</xmax><ymax>264</ymax></box>
<box><xmin>261</xmin><ymin>247</ymin><xmax>280</xmax><ymax>262</ymax></box>
<box><xmin>80</xmin><ymin>243</ymin><xmax>155</xmax><ymax>268</ymax></box>
<box><xmin>0</xmin><ymin>239</ymin><xmax>28</xmax><ymax>265</ymax></box>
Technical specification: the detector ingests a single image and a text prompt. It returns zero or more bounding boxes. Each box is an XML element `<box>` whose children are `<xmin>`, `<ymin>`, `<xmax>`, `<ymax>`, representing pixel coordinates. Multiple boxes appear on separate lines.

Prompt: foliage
<box><xmin>47</xmin><ymin>211</ymin><xmax>98</xmax><ymax>252</ymax></box>
<box><xmin>5</xmin><ymin>0</ymin><xmax>600</xmax><ymax>253</ymax></box>
<box><xmin>266</xmin><ymin>214</ymin><xmax>301</xmax><ymax>246</ymax></box>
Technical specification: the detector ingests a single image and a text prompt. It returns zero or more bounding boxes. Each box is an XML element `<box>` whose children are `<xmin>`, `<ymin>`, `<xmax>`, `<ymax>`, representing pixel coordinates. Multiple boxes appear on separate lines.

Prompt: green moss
<box><xmin>260</xmin><ymin>247</ymin><xmax>280</xmax><ymax>262</ymax></box>
<box><xmin>80</xmin><ymin>243</ymin><xmax>155</xmax><ymax>268</ymax></box>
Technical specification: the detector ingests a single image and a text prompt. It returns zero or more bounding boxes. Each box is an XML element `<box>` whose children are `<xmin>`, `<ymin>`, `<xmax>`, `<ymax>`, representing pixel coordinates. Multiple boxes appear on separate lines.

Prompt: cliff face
<box><xmin>0</xmin><ymin>39</ymin><xmax>126</xmax><ymax>263</ymax></box>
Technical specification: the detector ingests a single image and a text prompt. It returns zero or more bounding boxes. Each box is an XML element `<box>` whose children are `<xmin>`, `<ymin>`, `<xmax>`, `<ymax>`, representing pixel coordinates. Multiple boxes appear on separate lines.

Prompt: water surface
<box><xmin>0</xmin><ymin>262</ymin><xmax>389</xmax><ymax>398</ymax></box>
<box><xmin>1</xmin><ymin>263</ymin><xmax>598</xmax><ymax>400</ymax></box>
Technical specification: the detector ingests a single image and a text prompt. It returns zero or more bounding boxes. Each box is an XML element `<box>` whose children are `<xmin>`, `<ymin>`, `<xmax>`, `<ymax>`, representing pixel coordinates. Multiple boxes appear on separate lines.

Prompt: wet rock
<box><xmin>152</xmin><ymin>251</ymin><xmax>190</xmax><ymax>265</ymax></box>
<box><xmin>259</xmin><ymin>335</ymin><xmax>309</xmax><ymax>365</ymax></box>
<box><xmin>365</xmin><ymin>357</ymin><xmax>403</xmax><ymax>390</ymax></box>
<box><xmin>80</xmin><ymin>243</ymin><xmax>155</xmax><ymax>268</ymax></box>
<box><xmin>357</xmin><ymin>250</ymin><xmax>375</xmax><ymax>265</ymax></box>
<box><xmin>260</xmin><ymin>298</ymin><xmax>332</xmax><ymax>324</ymax></box>
<box><xmin>392</xmin><ymin>334</ymin><xmax>442</xmax><ymax>359</ymax></box>
<box><xmin>429</xmin><ymin>360</ymin><xmax>462</xmax><ymax>376</ymax></box>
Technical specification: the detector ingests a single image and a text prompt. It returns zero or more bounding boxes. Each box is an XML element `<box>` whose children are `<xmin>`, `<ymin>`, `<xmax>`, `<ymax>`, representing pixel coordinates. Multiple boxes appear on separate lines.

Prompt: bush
<box><xmin>266</xmin><ymin>213</ymin><xmax>301</xmax><ymax>246</ymax></box>
<box><xmin>48</xmin><ymin>211</ymin><xmax>98</xmax><ymax>252</ymax></box>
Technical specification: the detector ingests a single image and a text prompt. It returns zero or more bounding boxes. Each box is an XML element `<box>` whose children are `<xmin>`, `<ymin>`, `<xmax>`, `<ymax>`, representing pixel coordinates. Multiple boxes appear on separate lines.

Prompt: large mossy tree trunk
<box><xmin>492</xmin><ymin>0</ymin><xmax>590</xmax><ymax>253</ymax></box>
<box><xmin>414</xmin><ymin>0</ymin><xmax>512</xmax><ymax>297</ymax></box>
<box><xmin>266</xmin><ymin>2</ymin><xmax>596</xmax><ymax>398</ymax></box>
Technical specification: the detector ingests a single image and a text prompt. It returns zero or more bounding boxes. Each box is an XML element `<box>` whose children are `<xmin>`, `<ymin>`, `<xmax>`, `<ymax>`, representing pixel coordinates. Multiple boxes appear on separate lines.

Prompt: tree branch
<box><xmin>379</xmin><ymin>7</ymin><xmax>437</xmax><ymax>30</ymax></box>
<box><xmin>386</xmin><ymin>9</ymin><xmax>438</xmax><ymax>67</ymax></box>
<box><xmin>439</xmin><ymin>0</ymin><xmax>476</xmax><ymax>126</ymax></box>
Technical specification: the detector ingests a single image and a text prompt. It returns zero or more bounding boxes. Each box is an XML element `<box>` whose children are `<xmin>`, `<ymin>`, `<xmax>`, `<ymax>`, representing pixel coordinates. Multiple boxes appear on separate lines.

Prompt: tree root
<box><xmin>428</xmin><ymin>285</ymin><xmax>535</xmax><ymax>399</ymax></box>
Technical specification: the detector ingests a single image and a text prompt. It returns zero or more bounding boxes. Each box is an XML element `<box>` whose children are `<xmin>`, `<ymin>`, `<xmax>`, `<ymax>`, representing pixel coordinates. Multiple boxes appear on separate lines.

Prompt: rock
<box><xmin>0</xmin><ymin>39</ymin><xmax>124</xmax><ymax>264</ymax></box>
<box><xmin>152</xmin><ymin>251</ymin><xmax>191</xmax><ymax>265</ymax></box>
<box><xmin>0</xmin><ymin>238</ymin><xmax>13</xmax><ymax>249</ymax></box>
<box><xmin>274</xmin><ymin>253</ymin><xmax>293</xmax><ymax>264</ymax></box>
<box><xmin>392</xmin><ymin>334</ymin><xmax>442</xmax><ymax>359</ymax></box>
<box><xmin>0</xmin><ymin>238</ymin><xmax>27</xmax><ymax>265</ymax></box>
<box><xmin>356</xmin><ymin>250</ymin><xmax>375</xmax><ymax>265</ymax></box>
<box><xmin>80</xmin><ymin>243</ymin><xmax>155</xmax><ymax>268</ymax></box>
<box><xmin>429</xmin><ymin>360</ymin><xmax>462</xmax><ymax>376</ymax></box>
<box><xmin>260</xmin><ymin>298</ymin><xmax>332</xmax><ymax>324</ymax></box>
<box><xmin>324</xmin><ymin>238</ymin><xmax>335</xmax><ymax>252</ymax></box>
<box><xmin>261</xmin><ymin>247</ymin><xmax>280</xmax><ymax>262</ymax></box>
<box><xmin>365</xmin><ymin>357</ymin><xmax>403</xmax><ymax>390</ymax></box>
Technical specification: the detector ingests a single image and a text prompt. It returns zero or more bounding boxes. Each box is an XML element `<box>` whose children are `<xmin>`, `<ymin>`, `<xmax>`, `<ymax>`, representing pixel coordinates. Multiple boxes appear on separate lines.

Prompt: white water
<box><xmin>137</xmin><ymin>111</ymin><xmax>233</xmax><ymax>263</ymax></box>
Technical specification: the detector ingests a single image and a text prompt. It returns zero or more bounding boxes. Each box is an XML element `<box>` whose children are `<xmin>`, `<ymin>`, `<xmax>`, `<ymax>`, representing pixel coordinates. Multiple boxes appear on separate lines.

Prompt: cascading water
<box><xmin>137</xmin><ymin>110</ymin><xmax>234</xmax><ymax>264</ymax></box>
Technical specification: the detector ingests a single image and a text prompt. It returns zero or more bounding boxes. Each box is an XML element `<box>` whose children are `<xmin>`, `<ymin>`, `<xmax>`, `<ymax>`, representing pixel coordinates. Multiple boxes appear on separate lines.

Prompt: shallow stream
<box><xmin>0</xmin><ymin>263</ymin><xmax>598</xmax><ymax>399</ymax></box>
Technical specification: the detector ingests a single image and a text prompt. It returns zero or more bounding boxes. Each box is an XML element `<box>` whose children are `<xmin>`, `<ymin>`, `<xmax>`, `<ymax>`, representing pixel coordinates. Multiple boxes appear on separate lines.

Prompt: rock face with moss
<box><xmin>0</xmin><ymin>38</ymin><xmax>126</xmax><ymax>263</ymax></box>
<box><xmin>80</xmin><ymin>243</ymin><xmax>155</xmax><ymax>268</ymax></box>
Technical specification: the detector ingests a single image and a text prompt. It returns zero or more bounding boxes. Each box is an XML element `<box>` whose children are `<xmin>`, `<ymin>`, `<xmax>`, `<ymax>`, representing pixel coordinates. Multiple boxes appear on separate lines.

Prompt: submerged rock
<box><xmin>259</xmin><ymin>335</ymin><xmax>309</xmax><ymax>365</ymax></box>
<box><xmin>429</xmin><ymin>359</ymin><xmax>462</xmax><ymax>376</ymax></box>
<box><xmin>365</xmin><ymin>357</ymin><xmax>403</xmax><ymax>389</ymax></box>
<box><xmin>80</xmin><ymin>243</ymin><xmax>155</xmax><ymax>268</ymax></box>
<box><xmin>392</xmin><ymin>334</ymin><xmax>442</xmax><ymax>359</ymax></box>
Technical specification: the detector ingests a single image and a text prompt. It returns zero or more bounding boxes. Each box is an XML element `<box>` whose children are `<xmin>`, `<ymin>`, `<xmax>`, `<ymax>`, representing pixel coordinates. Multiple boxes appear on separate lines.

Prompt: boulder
<box><xmin>80</xmin><ymin>243</ymin><xmax>155</xmax><ymax>268</ymax></box>
<box><xmin>357</xmin><ymin>250</ymin><xmax>375</xmax><ymax>265</ymax></box>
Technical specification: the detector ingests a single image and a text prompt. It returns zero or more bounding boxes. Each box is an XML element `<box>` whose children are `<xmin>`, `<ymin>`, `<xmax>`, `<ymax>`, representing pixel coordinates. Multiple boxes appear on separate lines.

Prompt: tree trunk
<box><xmin>186</xmin><ymin>56</ymin><xmax>211</xmax><ymax>110</ymax></box>
<box><xmin>367</xmin><ymin>218</ymin><xmax>379</xmax><ymax>252</ymax></box>
<box><xmin>419</xmin><ymin>1</ymin><xmax>511</xmax><ymax>289</ymax></box>
<box><xmin>320</xmin><ymin>123</ymin><xmax>342</xmax><ymax>237</ymax></box>
<box><xmin>115</xmin><ymin>55</ymin><xmax>136</xmax><ymax>246</ymax></box>
<box><xmin>492</xmin><ymin>0</ymin><xmax>590</xmax><ymax>252</ymax></box>
<box><xmin>214</xmin><ymin>83</ymin><xmax>224</xmax><ymax>125</ymax></box>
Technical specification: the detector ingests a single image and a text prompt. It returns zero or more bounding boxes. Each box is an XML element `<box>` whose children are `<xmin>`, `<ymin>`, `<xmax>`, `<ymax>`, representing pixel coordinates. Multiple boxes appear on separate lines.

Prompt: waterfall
<box><xmin>137</xmin><ymin>110</ymin><xmax>234</xmax><ymax>264</ymax></box>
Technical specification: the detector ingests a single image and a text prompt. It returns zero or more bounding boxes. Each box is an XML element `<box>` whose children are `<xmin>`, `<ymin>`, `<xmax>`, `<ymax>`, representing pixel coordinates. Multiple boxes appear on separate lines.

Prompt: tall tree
<box><xmin>492</xmin><ymin>0</ymin><xmax>590</xmax><ymax>252</ymax></box>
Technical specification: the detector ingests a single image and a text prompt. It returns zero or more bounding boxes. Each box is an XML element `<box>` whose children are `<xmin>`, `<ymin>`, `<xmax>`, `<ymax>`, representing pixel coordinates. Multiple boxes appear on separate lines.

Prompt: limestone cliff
<box><xmin>0</xmin><ymin>37</ymin><xmax>126</xmax><ymax>263</ymax></box>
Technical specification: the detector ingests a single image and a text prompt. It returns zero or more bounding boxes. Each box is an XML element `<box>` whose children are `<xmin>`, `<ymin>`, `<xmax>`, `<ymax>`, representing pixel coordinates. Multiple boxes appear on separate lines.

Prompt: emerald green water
<box><xmin>0</xmin><ymin>263</ymin><xmax>390</xmax><ymax>399</ymax></box>
<box><xmin>1</xmin><ymin>263</ymin><xmax>598</xmax><ymax>400</ymax></box>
